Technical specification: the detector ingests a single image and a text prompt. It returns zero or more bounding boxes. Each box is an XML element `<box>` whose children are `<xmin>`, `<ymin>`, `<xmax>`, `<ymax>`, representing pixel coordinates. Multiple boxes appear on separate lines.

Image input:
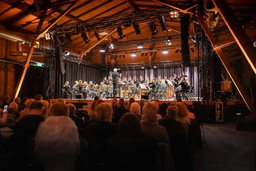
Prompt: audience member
<box><xmin>113</xmin><ymin>98</ymin><xmax>129</xmax><ymax>124</ymax></box>
<box><xmin>141</xmin><ymin>102</ymin><xmax>169</xmax><ymax>144</ymax></box>
<box><xmin>1</xmin><ymin>95</ymin><xmax>11</xmax><ymax>108</ymax></box>
<box><xmin>35</xmin><ymin>116</ymin><xmax>80</xmax><ymax>171</ymax></box>
<box><xmin>57</xmin><ymin>98</ymin><xmax>66</xmax><ymax>104</ymax></box>
<box><xmin>47</xmin><ymin>102</ymin><xmax>69</xmax><ymax>117</ymax></box>
<box><xmin>40</xmin><ymin>100</ymin><xmax>49</xmax><ymax>117</ymax></box>
<box><xmin>176</xmin><ymin>102</ymin><xmax>192</xmax><ymax>137</ymax></box>
<box><xmin>0</xmin><ymin>109</ymin><xmax>8</xmax><ymax>126</ymax></box>
<box><xmin>8</xmin><ymin>102</ymin><xmax>20</xmax><ymax>117</ymax></box>
<box><xmin>14</xmin><ymin>97</ymin><xmax>22</xmax><ymax>112</ymax></box>
<box><xmin>151</xmin><ymin>101</ymin><xmax>163</xmax><ymax>120</ymax></box>
<box><xmin>34</xmin><ymin>94</ymin><xmax>43</xmax><ymax>101</ymax></box>
<box><xmin>21</xmin><ymin>96</ymin><xmax>28</xmax><ymax>110</ymax></box>
<box><xmin>20</xmin><ymin>99</ymin><xmax>35</xmax><ymax>118</ymax></box>
<box><xmin>130</xmin><ymin>102</ymin><xmax>141</xmax><ymax>120</ymax></box>
<box><xmin>111</xmin><ymin>98</ymin><xmax>118</xmax><ymax>114</ymax></box>
<box><xmin>158</xmin><ymin>103</ymin><xmax>169</xmax><ymax>118</ymax></box>
<box><xmin>106</xmin><ymin>114</ymin><xmax>157</xmax><ymax>171</ymax></box>
<box><xmin>125</xmin><ymin>98</ymin><xmax>135</xmax><ymax>110</ymax></box>
<box><xmin>67</xmin><ymin>103</ymin><xmax>86</xmax><ymax>138</ymax></box>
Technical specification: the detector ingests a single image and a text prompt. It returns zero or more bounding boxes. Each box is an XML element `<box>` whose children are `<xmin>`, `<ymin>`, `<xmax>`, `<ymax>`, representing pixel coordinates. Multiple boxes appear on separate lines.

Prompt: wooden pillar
<box><xmin>196</xmin><ymin>12</ymin><xmax>256</xmax><ymax>115</ymax></box>
<box><xmin>212</xmin><ymin>0</ymin><xmax>256</xmax><ymax>75</ymax></box>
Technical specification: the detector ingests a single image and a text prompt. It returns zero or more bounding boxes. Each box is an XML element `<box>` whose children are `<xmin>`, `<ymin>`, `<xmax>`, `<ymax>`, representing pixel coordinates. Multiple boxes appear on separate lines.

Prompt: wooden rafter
<box><xmin>34</xmin><ymin>0</ymin><xmax>42</xmax><ymax>16</ymax></box>
<box><xmin>196</xmin><ymin>12</ymin><xmax>256</xmax><ymax>115</ymax></box>
<box><xmin>125</xmin><ymin>0</ymin><xmax>139</xmax><ymax>11</ymax></box>
<box><xmin>0</xmin><ymin>0</ymin><xmax>24</xmax><ymax>16</ymax></box>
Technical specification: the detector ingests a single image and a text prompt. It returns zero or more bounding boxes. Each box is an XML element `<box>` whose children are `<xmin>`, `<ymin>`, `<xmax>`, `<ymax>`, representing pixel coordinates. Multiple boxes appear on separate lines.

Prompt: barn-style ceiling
<box><xmin>0</xmin><ymin>0</ymin><xmax>255</xmax><ymax>66</ymax></box>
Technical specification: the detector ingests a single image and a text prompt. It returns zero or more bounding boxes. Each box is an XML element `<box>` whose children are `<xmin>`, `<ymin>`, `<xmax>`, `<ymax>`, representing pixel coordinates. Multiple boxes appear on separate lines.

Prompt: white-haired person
<box><xmin>175</xmin><ymin>102</ymin><xmax>195</xmax><ymax>137</ymax></box>
<box><xmin>20</xmin><ymin>99</ymin><xmax>35</xmax><ymax>118</ymax></box>
<box><xmin>130</xmin><ymin>102</ymin><xmax>141</xmax><ymax>120</ymax></box>
<box><xmin>34</xmin><ymin>116</ymin><xmax>80</xmax><ymax>171</ymax></box>
<box><xmin>47</xmin><ymin>102</ymin><xmax>69</xmax><ymax>117</ymax></box>
<box><xmin>141</xmin><ymin>102</ymin><xmax>169</xmax><ymax>144</ymax></box>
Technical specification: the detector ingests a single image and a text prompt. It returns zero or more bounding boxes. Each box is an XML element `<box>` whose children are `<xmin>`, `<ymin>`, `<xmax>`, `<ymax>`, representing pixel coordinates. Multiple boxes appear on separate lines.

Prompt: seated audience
<box><xmin>14</xmin><ymin>97</ymin><xmax>22</xmax><ymax>112</ymax></box>
<box><xmin>40</xmin><ymin>100</ymin><xmax>49</xmax><ymax>117</ymax></box>
<box><xmin>47</xmin><ymin>102</ymin><xmax>69</xmax><ymax>117</ymax></box>
<box><xmin>0</xmin><ymin>109</ymin><xmax>8</xmax><ymax>126</ymax></box>
<box><xmin>21</xmin><ymin>96</ymin><xmax>28</xmax><ymax>110</ymax></box>
<box><xmin>175</xmin><ymin>102</ymin><xmax>192</xmax><ymax>137</ymax></box>
<box><xmin>20</xmin><ymin>99</ymin><xmax>35</xmax><ymax>118</ymax></box>
<box><xmin>8</xmin><ymin>102</ymin><xmax>20</xmax><ymax>117</ymax></box>
<box><xmin>113</xmin><ymin>98</ymin><xmax>129</xmax><ymax>124</ymax></box>
<box><xmin>139</xmin><ymin>98</ymin><xmax>146</xmax><ymax>112</ymax></box>
<box><xmin>141</xmin><ymin>102</ymin><xmax>169</xmax><ymax>144</ymax></box>
<box><xmin>57</xmin><ymin>98</ymin><xmax>66</xmax><ymax>104</ymax></box>
<box><xmin>125</xmin><ymin>98</ymin><xmax>135</xmax><ymax>110</ymax></box>
<box><xmin>158</xmin><ymin>103</ymin><xmax>170</xmax><ymax>118</ymax></box>
<box><xmin>34</xmin><ymin>116</ymin><xmax>80</xmax><ymax>171</ymax></box>
<box><xmin>106</xmin><ymin>114</ymin><xmax>157</xmax><ymax>171</ymax></box>
<box><xmin>67</xmin><ymin>103</ymin><xmax>86</xmax><ymax>138</ymax></box>
<box><xmin>130</xmin><ymin>102</ymin><xmax>141</xmax><ymax>120</ymax></box>
<box><xmin>111</xmin><ymin>98</ymin><xmax>118</xmax><ymax>115</ymax></box>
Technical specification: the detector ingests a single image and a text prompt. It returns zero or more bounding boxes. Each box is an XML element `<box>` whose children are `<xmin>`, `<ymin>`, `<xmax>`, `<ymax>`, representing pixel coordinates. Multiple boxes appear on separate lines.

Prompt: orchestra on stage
<box><xmin>62</xmin><ymin>68</ymin><xmax>195</xmax><ymax>100</ymax></box>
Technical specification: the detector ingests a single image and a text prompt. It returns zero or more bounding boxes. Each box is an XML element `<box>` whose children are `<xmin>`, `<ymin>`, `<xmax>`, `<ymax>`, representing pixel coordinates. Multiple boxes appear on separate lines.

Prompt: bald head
<box><xmin>47</xmin><ymin>103</ymin><xmax>69</xmax><ymax>117</ymax></box>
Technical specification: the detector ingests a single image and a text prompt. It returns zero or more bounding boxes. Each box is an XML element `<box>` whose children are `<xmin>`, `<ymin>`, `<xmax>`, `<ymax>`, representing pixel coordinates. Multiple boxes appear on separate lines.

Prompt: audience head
<box><xmin>35</xmin><ymin>116</ymin><xmax>80</xmax><ymax>169</ymax></box>
<box><xmin>30</xmin><ymin>101</ymin><xmax>44</xmax><ymax>115</ymax></box>
<box><xmin>67</xmin><ymin>103</ymin><xmax>76</xmax><ymax>117</ymax></box>
<box><xmin>25</xmin><ymin>99</ymin><xmax>35</xmax><ymax>109</ymax></box>
<box><xmin>119</xmin><ymin>98</ymin><xmax>125</xmax><ymax>107</ymax></box>
<box><xmin>119</xmin><ymin>113</ymin><xmax>141</xmax><ymax>135</ymax></box>
<box><xmin>8</xmin><ymin>102</ymin><xmax>18</xmax><ymax>112</ymax></box>
<box><xmin>40</xmin><ymin>100</ymin><xmax>49</xmax><ymax>116</ymax></box>
<box><xmin>57</xmin><ymin>98</ymin><xmax>66</xmax><ymax>104</ymax></box>
<box><xmin>130</xmin><ymin>102</ymin><xmax>141</xmax><ymax>115</ymax></box>
<box><xmin>47</xmin><ymin>103</ymin><xmax>69</xmax><ymax>117</ymax></box>
<box><xmin>129</xmin><ymin>98</ymin><xmax>135</xmax><ymax>105</ymax></box>
<box><xmin>4</xmin><ymin>95</ymin><xmax>11</xmax><ymax>103</ymax></box>
<box><xmin>139</xmin><ymin>99</ymin><xmax>146</xmax><ymax>106</ymax></box>
<box><xmin>166</xmin><ymin>106</ymin><xmax>178</xmax><ymax>119</ymax></box>
<box><xmin>112</xmin><ymin>98</ymin><xmax>118</xmax><ymax>107</ymax></box>
<box><xmin>94</xmin><ymin>96</ymin><xmax>99</xmax><ymax>101</ymax></box>
<box><xmin>95</xmin><ymin>103</ymin><xmax>112</xmax><ymax>122</ymax></box>
<box><xmin>151</xmin><ymin>101</ymin><xmax>159</xmax><ymax>112</ymax></box>
<box><xmin>176</xmin><ymin>102</ymin><xmax>190</xmax><ymax>117</ymax></box>
<box><xmin>142</xmin><ymin>102</ymin><xmax>158</xmax><ymax>124</ymax></box>
<box><xmin>95</xmin><ymin>99</ymin><xmax>104</xmax><ymax>109</ymax></box>
<box><xmin>35</xmin><ymin>94</ymin><xmax>43</xmax><ymax>101</ymax></box>
<box><xmin>14</xmin><ymin>97</ymin><xmax>21</xmax><ymax>104</ymax></box>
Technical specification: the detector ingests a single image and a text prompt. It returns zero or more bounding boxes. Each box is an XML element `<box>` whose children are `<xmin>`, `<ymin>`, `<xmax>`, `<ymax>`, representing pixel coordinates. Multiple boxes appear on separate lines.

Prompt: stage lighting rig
<box><xmin>150</xmin><ymin>22</ymin><xmax>158</xmax><ymax>35</ymax></box>
<box><xmin>137</xmin><ymin>44</ymin><xmax>143</xmax><ymax>49</ymax></box>
<box><xmin>132</xmin><ymin>21</ymin><xmax>141</xmax><ymax>35</ymax></box>
<box><xmin>162</xmin><ymin>50</ymin><xmax>168</xmax><ymax>54</ymax></box>
<box><xmin>81</xmin><ymin>32</ymin><xmax>90</xmax><ymax>43</ymax></box>
<box><xmin>175</xmin><ymin>49</ymin><xmax>179</xmax><ymax>53</ymax></box>
<box><xmin>131</xmin><ymin>52</ymin><xmax>136</xmax><ymax>57</ymax></box>
<box><xmin>57</xmin><ymin>35</ymin><xmax>66</xmax><ymax>45</ymax></box>
<box><xmin>166</xmin><ymin>36</ymin><xmax>172</xmax><ymax>45</ymax></box>
<box><xmin>117</xmin><ymin>26</ymin><xmax>125</xmax><ymax>39</ymax></box>
<box><xmin>94</xmin><ymin>31</ymin><xmax>100</xmax><ymax>40</ymax></box>
<box><xmin>109</xmin><ymin>43</ymin><xmax>115</xmax><ymax>49</ymax></box>
<box><xmin>170</xmin><ymin>10</ymin><xmax>179</xmax><ymax>18</ymax></box>
<box><xmin>159</xmin><ymin>16</ymin><xmax>167</xmax><ymax>32</ymax></box>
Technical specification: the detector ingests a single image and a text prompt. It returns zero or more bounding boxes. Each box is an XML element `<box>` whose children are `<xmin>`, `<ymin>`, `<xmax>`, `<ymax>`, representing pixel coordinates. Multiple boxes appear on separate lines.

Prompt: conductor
<box><xmin>112</xmin><ymin>68</ymin><xmax>121</xmax><ymax>97</ymax></box>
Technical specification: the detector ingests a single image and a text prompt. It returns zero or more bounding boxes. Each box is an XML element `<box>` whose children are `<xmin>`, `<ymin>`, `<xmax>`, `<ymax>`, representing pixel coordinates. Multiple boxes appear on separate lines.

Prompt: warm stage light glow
<box><xmin>162</xmin><ymin>50</ymin><xmax>168</xmax><ymax>54</ymax></box>
<box><xmin>131</xmin><ymin>52</ymin><xmax>136</xmax><ymax>57</ymax></box>
<box><xmin>100</xmin><ymin>49</ymin><xmax>105</xmax><ymax>53</ymax></box>
<box><xmin>137</xmin><ymin>45</ymin><xmax>143</xmax><ymax>49</ymax></box>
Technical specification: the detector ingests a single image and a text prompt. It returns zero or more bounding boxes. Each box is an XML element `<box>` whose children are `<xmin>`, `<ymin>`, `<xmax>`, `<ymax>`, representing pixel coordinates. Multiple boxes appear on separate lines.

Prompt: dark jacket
<box><xmin>113</xmin><ymin>106</ymin><xmax>129</xmax><ymax>124</ymax></box>
<box><xmin>106</xmin><ymin>134</ymin><xmax>157</xmax><ymax>171</ymax></box>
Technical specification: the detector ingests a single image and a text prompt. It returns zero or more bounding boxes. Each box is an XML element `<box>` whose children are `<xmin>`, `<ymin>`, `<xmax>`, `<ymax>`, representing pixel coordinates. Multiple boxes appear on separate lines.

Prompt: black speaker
<box><xmin>141</xmin><ymin>94</ymin><xmax>149</xmax><ymax>100</ymax></box>
<box><xmin>180</xmin><ymin>14</ymin><xmax>190</xmax><ymax>67</ymax></box>
<box><xmin>55</xmin><ymin>45</ymin><xmax>65</xmax><ymax>74</ymax></box>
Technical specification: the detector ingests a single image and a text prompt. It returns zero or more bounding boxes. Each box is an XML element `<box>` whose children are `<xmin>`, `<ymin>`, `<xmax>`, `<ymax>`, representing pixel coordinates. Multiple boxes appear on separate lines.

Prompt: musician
<box><xmin>123</xmin><ymin>77</ymin><xmax>127</xmax><ymax>84</ymax></box>
<box><xmin>145</xmin><ymin>77</ymin><xmax>150</xmax><ymax>84</ymax></box>
<box><xmin>176</xmin><ymin>77</ymin><xmax>187</xmax><ymax>100</ymax></box>
<box><xmin>180</xmin><ymin>71</ymin><xmax>187</xmax><ymax>79</ymax></box>
<box><xmin>148</xmin><ymin>77</ymin><xmax>157</xmax><ymax>99</ymax></box>
<box><xmin>103</xmin><ymin>77</ymin><xmax>108</xmax><ymax>84</ymax></box>
<box><xmin>139</xmin><ymin>76</ymin><xmax>144</xmax><ymax>83</ymax></box>
<box><xmin>128</xmin><ymin>76</ymin><xmax>133</xmax><ymax>83</ymax></box>
<box><xmin>63</xmin><ymin>81</ymin><xmax>72</xmax><ymax>98</ymax></box>
<box><xmin>108</xmin><ymin>76</ymin><xmax>112</xmax><ymax>83</ymax></box>
<box><xmin>173</xmin><ymin>74</ymin><xmax>179</xmax><ymax>88</ymax></box>
<box><xmin>112</xmin><ymin>68</ymin><xmax>121</xmax><ymax>97</ymax></box>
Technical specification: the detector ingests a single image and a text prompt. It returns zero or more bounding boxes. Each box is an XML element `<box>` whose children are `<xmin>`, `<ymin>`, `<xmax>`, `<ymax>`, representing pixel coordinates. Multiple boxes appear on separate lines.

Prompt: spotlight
<box><xmin>145</xmin><ymin>53</ymin><xmax>148</xmax><ymax>56</ymax></box>
<box><xmin>100</xmin><ymin>49</ymin><xmax>105</xmax><ymax>53</ymax></box>
<box><xmin>81</xmin><ymin>32</ymin><xmax>90</xmax><ymax>43</ymax></box>
<box><xmin>191</xmin><ymin>47</ymin><xmax>194</xmax><ymax>52</ymax></box>
<box><xmin>153</xmin><ymin>66</ymin><xmax>157</xmax><ymax>69</ymax></box>
<box><xmin>170</xmin><ymin>10</ymin><xmax>179</xmax><ymax>18</ymax></box>
<box><xmin>162</xmin><ymin>50</ymin><xmax>168</xmax><ymax>54</ymax></box>
<box><xmin>109</xmin><ymin>43</ymin><xmax>114</xmax><ymax>49</ymax></box>
<box><xmin>117</xmin><ymin>26</ymin><xmax>125</xmax><ymax>39</ymax></box>
<box><xmin>65</xmin><ymin>33</ymin><xmax>72</xmax><ymax>44</ymax></box>
<box><xmin>141</xmin><ymin>53</ymin><xmax>144</xmax><ymax>57</ymax></box>
<box><xmin>137</xmin><ymin>44</ymin><xmax>143</xmax><ymax>49</ymax></box>
<box><xmin>63</xmin><ymin>50</ymin><xmax>70</xmax><ymax>56</ymax></box>
<box><xmin>122</xmin><ymin>55</ymin><xmax>125</xmax><ymax>58</ymax></box>
<box><xmin>141</xmin><ymin>66</ymin><xmax>145</xmax><ymax>69</ymax></box>
<box><xmin>150</xmin><ymin>22</ymin><xmax>158</xmax><ymax>35</ymax></box>
<box><xmin>191</xmin><ymin>35</ymin><xmax>196</xmax><ymax>43</ymax></box>
<box><xmin>131</xmin><ymin>52</ymin><xmax>136</xmax><ymax>57</ymax></box>
<box><xmin>94</xmin><ymin>31</ymin><xmax>100</xmax><ymax>40</ymax></box>
<box><xmin>175</xmin><ymin>49</ymin><xmax>179</xmax><ymax>53</ymax></box>
<box><xmin>159</xmin><ymin>16</ymin><xmax>167</xmax><ymax>32</ymax></box>
<box><xmin>132</xmin><ymin>21</ymin><xmax>141</xmax><ymax>35</ymax></box>
<box><xmin>166</xmin><ymin>36</ymin><xmax>172</xmax><ymax>46</ymax></box>
<box><xmin>123</xmin><ymin>19</ymin><xmax>131</xmax><ymax>27</ymax></box>
<box><xmin>150</xmin><ymin>52</ymin><xmax>153</xmax><ymax>56</ymax></box>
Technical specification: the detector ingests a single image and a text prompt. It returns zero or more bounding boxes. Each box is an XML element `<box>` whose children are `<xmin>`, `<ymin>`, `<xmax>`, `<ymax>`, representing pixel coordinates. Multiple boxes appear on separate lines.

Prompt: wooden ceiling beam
<box><xmin>55</xmin><ymin>8</ymin><xmax>82</xmax><ymax>22</ymax></box>
<box><xmin>125</xmin><ymin>0</ymin><xmax>139</xmax><ymax>11</ymax></box>
<box><xmin>34</xmin><ymin>0</ymin><xmax>42</xmax><ymax>16</ymax></box>
<box><xmin>36</xmin><ymin>0</ymin><xmax>50</xmax><ymax>34</ymax></box>
<box><xmin>0</xmin><ymin>0</ymin><xmax>24</xmax><ymax>16</ymax></box>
